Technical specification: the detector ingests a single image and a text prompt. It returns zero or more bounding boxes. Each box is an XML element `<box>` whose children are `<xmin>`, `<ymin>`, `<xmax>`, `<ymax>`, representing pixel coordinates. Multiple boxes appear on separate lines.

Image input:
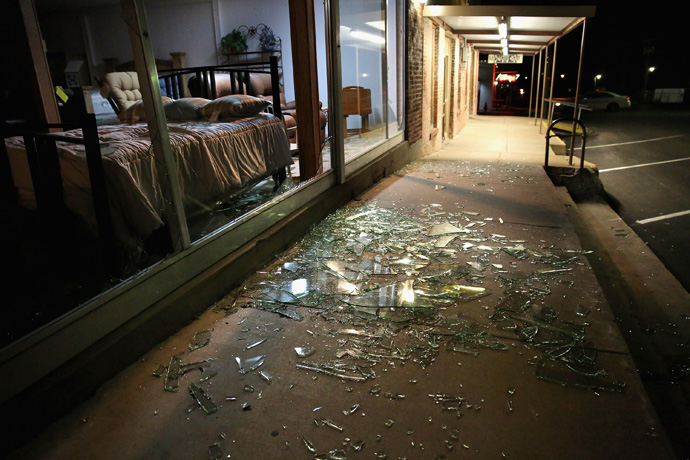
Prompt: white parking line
<box><xmin>599</xmin><ymin>157</ymin><xmax>690</xmax><ymax>173</ymax></box>
<box><xmin>636</xmin><ymin>210</ymin><xmax>690</xmax><ymax>225</ymax></box>
<box><xmin>582</xmin><ymin>134</ymin><xmax>685</xmax><ymax>150</ymax></box>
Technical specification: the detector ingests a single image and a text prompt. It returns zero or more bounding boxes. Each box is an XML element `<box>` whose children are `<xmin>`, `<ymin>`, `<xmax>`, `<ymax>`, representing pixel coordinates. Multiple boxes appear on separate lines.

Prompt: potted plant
<box><xmin>221</xmin><ymin>29</ymin><xmax>248</xmax><ymax>54</ymax></box>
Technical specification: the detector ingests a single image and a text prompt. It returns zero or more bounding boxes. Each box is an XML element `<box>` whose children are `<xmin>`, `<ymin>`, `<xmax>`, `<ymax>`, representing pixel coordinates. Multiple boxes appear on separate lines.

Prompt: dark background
<box><xmin>481</xmin><ymin>0</ymin><xmax>688</xmax><ymax>104</ymax></box>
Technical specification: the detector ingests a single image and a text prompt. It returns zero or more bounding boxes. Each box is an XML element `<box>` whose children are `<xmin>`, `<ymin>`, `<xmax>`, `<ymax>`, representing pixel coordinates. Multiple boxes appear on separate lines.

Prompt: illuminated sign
<box><xmin>496</xmin><ymin>73</ymin><xmax>519</xmax><ymax>83</ymax></box>
<box><xmin>488</xmin><ymin>54</ymin><xmax>523</xmax><ymax>64</ymax></box>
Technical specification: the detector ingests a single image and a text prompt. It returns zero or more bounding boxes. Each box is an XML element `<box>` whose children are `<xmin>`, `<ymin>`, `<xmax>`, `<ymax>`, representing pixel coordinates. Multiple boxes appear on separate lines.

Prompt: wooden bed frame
<box><xmin>2</xmin><ymin>57</ymin><xmax>287</xmax><ymax>273</ymax></box>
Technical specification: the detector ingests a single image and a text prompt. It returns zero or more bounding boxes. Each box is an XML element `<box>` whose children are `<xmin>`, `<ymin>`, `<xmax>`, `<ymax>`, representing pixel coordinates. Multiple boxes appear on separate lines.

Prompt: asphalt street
<box><xmin>574</xmin><ymin>105</ymin><xmax>690</xmax><ymax>293</ymax></box>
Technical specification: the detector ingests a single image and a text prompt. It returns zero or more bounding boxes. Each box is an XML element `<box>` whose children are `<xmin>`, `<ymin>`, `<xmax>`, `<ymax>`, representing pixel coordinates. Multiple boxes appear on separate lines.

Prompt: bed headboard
<box><xmin>159</xmin><ymin>57</ymin><xmax>284</xmax><ymax>120</ymax></box>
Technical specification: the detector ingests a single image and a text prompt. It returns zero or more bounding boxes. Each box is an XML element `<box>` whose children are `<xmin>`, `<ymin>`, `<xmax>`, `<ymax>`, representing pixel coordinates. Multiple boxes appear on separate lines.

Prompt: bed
<box><xmin>2</xmin><ymin>58</ymin><xmax>292</xmax><ymax>267</ymax></box>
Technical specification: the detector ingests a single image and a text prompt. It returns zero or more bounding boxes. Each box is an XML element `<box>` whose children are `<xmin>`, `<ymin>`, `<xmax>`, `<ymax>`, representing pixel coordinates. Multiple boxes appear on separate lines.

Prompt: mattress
<box><xmin>5</xmin><ymin>114</ymin><xmax>292</xmax><ymax>249</ymax></box>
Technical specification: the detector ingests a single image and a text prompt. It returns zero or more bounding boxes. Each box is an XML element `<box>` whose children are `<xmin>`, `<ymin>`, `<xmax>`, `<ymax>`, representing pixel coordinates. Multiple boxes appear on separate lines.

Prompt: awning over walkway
<box><xmin>423</xmin><ymin>4</ymin><xmax>596</xmax><ymax>55</ymax></box>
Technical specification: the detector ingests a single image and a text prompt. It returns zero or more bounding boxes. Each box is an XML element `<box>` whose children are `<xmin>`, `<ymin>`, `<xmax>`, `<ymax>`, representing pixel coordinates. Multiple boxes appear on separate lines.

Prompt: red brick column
<box><xmin>405</xmin><ymin>2</ymin><xmax>424</xmax><ymax>144</ymax></box>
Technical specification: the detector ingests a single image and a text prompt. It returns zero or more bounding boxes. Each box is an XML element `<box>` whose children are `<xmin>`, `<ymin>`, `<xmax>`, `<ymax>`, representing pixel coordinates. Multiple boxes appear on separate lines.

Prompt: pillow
<box><xmin>197</xmin><ymin>95</ymin><xmax>271</xmax><ymax>121</ymax></box>
<box><xmin>118</xmin><ymin>96</ymin><xmax>173</xmax><ymax>123</ymax></box>
<box><xmin>163</xmin><ymin>97</ymin><xmax>211</xmax><ymax>121</ymax></box>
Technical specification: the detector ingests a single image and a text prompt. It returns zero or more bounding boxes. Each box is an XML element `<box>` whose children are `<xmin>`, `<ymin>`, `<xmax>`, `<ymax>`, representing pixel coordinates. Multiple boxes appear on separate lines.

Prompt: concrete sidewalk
<box><xmin>7</xmin><ymin>116</ymin><xmax>682</xmax><ymax>460</ymax></box>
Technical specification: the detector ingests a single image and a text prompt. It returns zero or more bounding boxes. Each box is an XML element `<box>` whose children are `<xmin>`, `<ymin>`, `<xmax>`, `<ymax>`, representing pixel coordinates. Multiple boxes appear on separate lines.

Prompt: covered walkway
<box><xmin>7</xmin><ymin>115</ymin><xmax>685</xmax><ymax>459</ymax></box>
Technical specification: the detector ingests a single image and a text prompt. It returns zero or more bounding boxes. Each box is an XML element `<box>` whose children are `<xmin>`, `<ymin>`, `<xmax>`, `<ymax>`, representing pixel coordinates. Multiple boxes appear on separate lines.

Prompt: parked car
<box><xmin>580</xmin><ymin>90</ymin><xmax>631</xmax><ymax>111</ymax></box>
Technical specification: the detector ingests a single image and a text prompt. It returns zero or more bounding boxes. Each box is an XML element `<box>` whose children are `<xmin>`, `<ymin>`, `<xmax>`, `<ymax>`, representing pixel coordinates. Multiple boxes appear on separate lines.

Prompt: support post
<box><xmin>528</xmin><ymin>54</ymin><xmax>535</xmax><ymax>118</ymax></box>
<box><xmin>538</xmin><ymin>46</ymin><xmax>549</xmax><ymax>132</ymax></box>
<box><xmin>18</xmin><ymin>0</ymin><xmax>61</xmax><ymax>126</ymax></box>
<box><xmin>289</xmin><ymin>0</ymin><xmax>323</xmax><ymax>181</ymax></box>
<box><xmin>570</xmin><ymin>20</ymin><xmax>587</xmax><ymax>165</ymax></box>
<box><xmin>325</xmin><ymin>0</ymin><xmax>345</xmax><ymax>183</ymax></box>
<box><xmin>121</xmin><ymin>0</ymin><xmax>190</xmax><ymax>251</ymax></box>
<box><xmin>533</xmin><ymin>49</ymin><xmax>542</xmax><ymax>125</ymax></box>
<box><xmin>546</xmin><ymin>39</ymin><xmax>558</xmax><ymax>133</ymax></box>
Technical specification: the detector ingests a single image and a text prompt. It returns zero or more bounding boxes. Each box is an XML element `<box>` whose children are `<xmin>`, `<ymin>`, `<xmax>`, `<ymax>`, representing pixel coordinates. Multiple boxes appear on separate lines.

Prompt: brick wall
<box><xmin>405</xmin><ymin>3</ymin><xmax>477</xmax><ymax>149</ymax></box>
<box><xmin>448</xmin><ymin>38</ymin><xmax>456</xmax><ymax>136</ymax></box>
<box><xmin>431</xmin><ymin>24</ymin><xmax>439</xmax><ymax>130</ymax></box>
<box><xmin>405</xmin><ymin>2</ymin><xmax>424</xmax><ymax>145</ymax></box>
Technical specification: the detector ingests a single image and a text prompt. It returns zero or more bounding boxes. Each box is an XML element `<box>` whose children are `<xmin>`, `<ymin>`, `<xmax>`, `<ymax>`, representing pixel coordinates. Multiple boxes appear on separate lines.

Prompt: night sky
<box><xmin>581</xmin><ymin>2</ymin><xmax>685</xmax><ymax>94</ymax></box>
<box><xmin>480</xmin><ymin>1</ymin><xmax>686</xmax><ymax>100</ymax></box>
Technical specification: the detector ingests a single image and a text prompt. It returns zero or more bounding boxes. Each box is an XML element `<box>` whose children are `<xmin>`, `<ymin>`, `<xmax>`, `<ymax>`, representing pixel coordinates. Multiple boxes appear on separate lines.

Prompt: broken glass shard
<box><xmin>198</xmin><ymin>366</ymin><xmax>218</xmax><ymax>383</ymax></box>
<box><xmin>415</xmin><ymin>283</ymin><xmax>490</xmax><ymax>303</ymax></box>
<box><xmin>296</xmin><ymin>363</ymin><xmax>368</xmax><ymax>382</ymax></box>
<box><xmin>343</xmin><ymin>404</ymin><xmax>360</xmax><ymax>415</ymax></box>
<box><xmin>259</xmin><ymin>370</ymin><xmax>273</xmax><ymax>384</ymax></box>
<box><xmin>329</xmin><ymin>449</ymin><xmax>347</xmax><ymax>459</ymax></box>
<box><xmin>502</xmin><ymin>245</ymin><xmax>529</xmax><ymax>259</ymax></box>
<box><xmin>302</xmin><ymin>436</ymin><xmax>316</xmax><ymax>453</ymax></box>
<box><xmin>446</xmin><ymin>344</ymin><xmax>480</xmax><ymax>356</ymax></box>
<box><xmin>235</xmin><ymin>355</ymin><xmax>265</xmax><ymax>374</ymax></box>
<box><xmin>283</xmin><ymin>262</ymin><xmax>301</xmax><ymax>272</ymax></box>
<box><xmin>343</xmin><ymin>280</ymin><xmax>434</xmax><ymax>308</ymax></box>
<box><xmin>257</xmin><ymin>287</ymin><xmax>305</xmax><ymax>304</ymax></box>
<box><xmin>189</xmin><ymin>330</ymin><xmax>211</xmax><ymax>351</ymax></box>
<box><xmin>535</xmin><ymin>359</ymin><xmax>626</xmax><ymax>393</ymax></box>
<box><xmin>315</xmin><ymin>418</ymin><xmax>344</xmax><ymax>432</ymax></box>
<box><xmin>337</xmin><ymin>328</ymin><xmax>383</xmax><ymax>338</ymax></box>
<box><xmin>245</xmin><ymin>338</ymin><xmax>267</xmax><ymax>350</ymax></box>
<box><xmin>152</xmin><ymin>364</ymin><xmax>166</xmax><ymax>378</ymax></box>
<box><xmin>435</xmin><ymin>235</ymin><xmax>457</xmax><ymax>248</ymax></box>
<box><xmin>294</xmin><ymin>346</ymin><xmax>316</xmax><ymax>358</ymax></box>
<box><xmin>428</xmin><ymin>223</ymin><xmax>468</xmax><ymax>236</ymax></box>
<box><xmin>576</xmin><ymin>304</ymin><xmax>591</xmax><ymax>317</ymax></box>
<box><xmin>537</xmin><ymin>268</ymin><xmax>572</xmax><ymax>275</ymax></box>
<box><xmin>352</xmin><ymin>440</ymin><xmax>365</xmax><ymax>451</ymax></box>
<box><xmin>208</xmin><ymin>443</ymin><xmax>225</xmax><ymax>459</ymax></box>
<box><xmin>164</xmin><ymin>356</ymin><xmax>183</xmax><ymax>392</ymax></box>
<box><xmin>189</xmin><ymin>383</ymin><xmax>218</xmax><ymax>414</ymax></box>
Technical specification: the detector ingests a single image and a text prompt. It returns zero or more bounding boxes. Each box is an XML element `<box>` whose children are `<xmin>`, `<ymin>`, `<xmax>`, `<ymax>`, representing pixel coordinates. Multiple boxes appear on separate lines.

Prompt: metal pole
<box><xmin>383</xmin><ymin>0</ymin><xmax>389</xmax><ymax>140</ymax></box>
<box><xmin>570</xmin><ymin>19</ymin><xmax>587</xmax><ymax>166</ymax></box>
<box><xmin>538</xmin><ymin>46</ymin><xmax>549</xmax><ymax>132</ymax></box>
<box><xmin>546</xmin><ymin>39</ymin><xmax>558</xmax><ymax>134</ymax></box>
<box><xmin>534</xmin><ymin>49</ymin><xmax>542</xmax><ymax>125</ymax></box>
<box><xmin>121</xmin><ymin>0</ymin><xmax>190</xmax><ymax>251</ymax></box>
<box><xmin>528</xmin><ymin>53</ymin><xmax>535</xmax><ymax>118</ymax></box>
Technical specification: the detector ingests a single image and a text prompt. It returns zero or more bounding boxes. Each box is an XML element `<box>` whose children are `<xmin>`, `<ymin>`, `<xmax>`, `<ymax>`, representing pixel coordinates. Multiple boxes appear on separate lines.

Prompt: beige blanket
<box><xmin>5</xmin><ymin>115</ymin><xmax>292</xmax><ymax>249</ymax></box>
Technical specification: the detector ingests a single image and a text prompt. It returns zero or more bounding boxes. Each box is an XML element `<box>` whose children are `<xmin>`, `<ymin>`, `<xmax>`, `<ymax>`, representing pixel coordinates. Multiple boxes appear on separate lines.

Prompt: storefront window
<box><xmin>339</xmin><ymin>0</ymin><xmax>387</xmax><ymax>160</ymax></box>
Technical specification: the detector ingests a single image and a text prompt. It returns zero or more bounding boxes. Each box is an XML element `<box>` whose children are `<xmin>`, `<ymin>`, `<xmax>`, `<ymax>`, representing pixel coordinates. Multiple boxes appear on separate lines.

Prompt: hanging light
<box><xmin>498</xmin><ymin>16</ymin><xmax>508</xmax><ymax>55</ymax></box>
<box><xmin>498</xmin><ymin>17</ymin><xmax>508</xmax><ymax>39</ymax></box>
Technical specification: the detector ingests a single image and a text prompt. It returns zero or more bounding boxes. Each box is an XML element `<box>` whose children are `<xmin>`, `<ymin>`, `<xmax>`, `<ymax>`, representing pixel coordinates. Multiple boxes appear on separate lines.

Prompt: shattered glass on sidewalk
<box><xmin>150</xmin><ymin>160</ymin><xmax>633</xmax><ymax>458</ymax></box>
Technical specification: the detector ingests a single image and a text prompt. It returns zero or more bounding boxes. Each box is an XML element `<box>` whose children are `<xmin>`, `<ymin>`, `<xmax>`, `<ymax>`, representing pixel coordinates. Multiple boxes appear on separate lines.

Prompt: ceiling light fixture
<box><xmin>365</xmin><ymin>20</ymin><xmax>385</xmax><ymax>31</ymax></box>
<box><xmin>498</xmin><ymin>17</ymin><xmax>508</xmax><ymax>39</ymax></box>
<box><xmin>351</xmin><ymin>30</ymin><xmax>385</xmax><ymax>45</ymax></box>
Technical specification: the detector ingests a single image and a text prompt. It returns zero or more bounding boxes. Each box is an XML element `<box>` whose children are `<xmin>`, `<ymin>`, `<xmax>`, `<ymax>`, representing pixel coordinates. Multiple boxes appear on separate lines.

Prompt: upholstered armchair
<box><xmin>99</xmin><ymin>71</ymin><xmax>142</xmax><ymax>114</ymax></box>
<box><xmin>98</xmin><ymin>71</ymin><xmax>174</xmax><ymax>123</ymax></box>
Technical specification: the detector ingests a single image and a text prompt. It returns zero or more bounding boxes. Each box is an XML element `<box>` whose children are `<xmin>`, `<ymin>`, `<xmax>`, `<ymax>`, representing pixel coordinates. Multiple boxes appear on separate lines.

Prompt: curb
<box><xmin>555</xmin><ymin>185</ymin><xmax>690</xmax><ymax>460</ymax></box>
